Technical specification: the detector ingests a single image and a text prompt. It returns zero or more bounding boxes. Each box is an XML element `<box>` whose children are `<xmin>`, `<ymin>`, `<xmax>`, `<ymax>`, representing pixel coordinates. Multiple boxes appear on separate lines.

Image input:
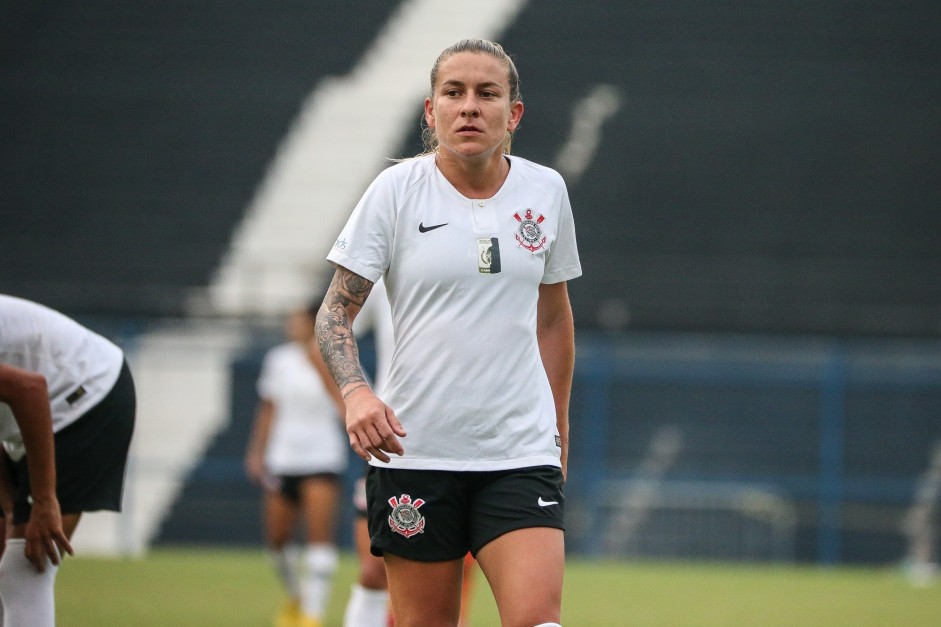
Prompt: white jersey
<box><xmin>352</xmin><ymin>279</ymin><xmax>394</xmax><ymax>397</ymax></box>
<box><xmin>0</xmin><ymin>294</ymin><xmax>125</xmax><ymax>460</ymax></box>
<box><xmin>327</xmin><ymin>154</ymin><xmax>581</xmax><ymax>471</ymax></box>
<box><xmin>257</xmin><ymin>342</ymin><xmax>347</xmax><ymax>475</ymax></box>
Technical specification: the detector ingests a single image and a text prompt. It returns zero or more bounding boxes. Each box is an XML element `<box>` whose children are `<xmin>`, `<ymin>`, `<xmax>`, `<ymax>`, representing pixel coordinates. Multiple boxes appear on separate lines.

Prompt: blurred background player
<box><xmin>244</xmin><ymin>303</ymin><xmax>348</xmax><ymax>627</ymax></box>
<box><xmin>0</xmin><ymin>294</ymin><xmax>136</xmax><ymax>627</ymax></box>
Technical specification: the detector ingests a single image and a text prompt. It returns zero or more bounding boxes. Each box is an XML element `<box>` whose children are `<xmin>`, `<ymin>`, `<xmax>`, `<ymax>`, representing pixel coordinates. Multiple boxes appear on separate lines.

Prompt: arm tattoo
<box><xmin>315</xmin><ymin>267</ymin><xmax>374</xmax><ymax>393</ymax></box>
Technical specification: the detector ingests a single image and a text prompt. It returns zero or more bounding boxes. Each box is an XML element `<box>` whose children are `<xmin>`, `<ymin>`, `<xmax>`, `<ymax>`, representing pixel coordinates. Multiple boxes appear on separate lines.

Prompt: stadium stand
<box><xmin>2</xmin><ymin>1</ymin><xmax>938</xmax><ymax>335</ymax></box>
<box><xmin>155</xmin><ymin>343</ymin><xmax>274</xmax><ymax>546</ymax></box>
<box><xmin>498</xmin><ymin>1</ymin><xmax>941</xmax><ymax>337</ymax></box>
<box><xmin>0</xmin><ymin>0</ymin><xmax>402</xmax><ymax>315</ymax></box>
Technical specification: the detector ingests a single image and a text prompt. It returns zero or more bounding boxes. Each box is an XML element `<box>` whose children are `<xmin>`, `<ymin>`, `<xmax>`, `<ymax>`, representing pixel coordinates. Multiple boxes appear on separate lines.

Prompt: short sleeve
<box><xmin>543</xmin><ymin>180</ymin><xmax>582</xmax><ymax>284</ymax></box>
<box><xmin>326</xmin><ymin>166</ymin><xmax>398</xmax><ymax>283</ymax></box>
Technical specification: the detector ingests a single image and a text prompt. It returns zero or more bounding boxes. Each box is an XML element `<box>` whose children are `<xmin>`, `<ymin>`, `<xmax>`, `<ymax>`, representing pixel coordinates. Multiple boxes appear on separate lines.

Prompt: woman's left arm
<box><xmin>537</xmin><ymin>281</ymin><xmax>575</xmax><ymax>480</ymax></box>
<box><xmin>0</xmin><ymin>364</ymin><xmax>72</xmax><ymax>570</ymax></box>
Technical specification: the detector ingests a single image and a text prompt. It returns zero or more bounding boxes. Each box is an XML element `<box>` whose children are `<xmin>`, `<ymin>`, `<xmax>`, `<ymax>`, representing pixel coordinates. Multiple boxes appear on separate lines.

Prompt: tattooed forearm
<box><xmin>316</xmin><ymin>267</ymin><xmax>375</xmax><ymax>393</ymax></box>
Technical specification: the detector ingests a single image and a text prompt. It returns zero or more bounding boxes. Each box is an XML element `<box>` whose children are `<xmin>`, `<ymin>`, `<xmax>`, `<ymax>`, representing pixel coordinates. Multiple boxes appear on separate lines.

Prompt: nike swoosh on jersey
<box><xmin>418</xmin><ymin>222</ymin><xmax>448</xmax><ymax>233</ymax></box>
<box><xmin>537</xmin><ymin>497</ymin><xmax>559</xmax><ymax>507</ymax></box>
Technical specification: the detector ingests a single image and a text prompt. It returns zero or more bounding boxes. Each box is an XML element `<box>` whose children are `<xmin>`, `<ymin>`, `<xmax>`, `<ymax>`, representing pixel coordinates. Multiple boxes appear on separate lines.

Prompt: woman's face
<box><xmin>424</xmin><ymin>52</ymin><xmax>523</xmax><ymax>162</ymax></box>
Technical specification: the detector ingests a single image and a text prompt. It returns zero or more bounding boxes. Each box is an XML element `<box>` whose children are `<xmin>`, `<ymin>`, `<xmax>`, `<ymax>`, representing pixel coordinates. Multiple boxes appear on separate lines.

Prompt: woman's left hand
<box><xmin>23</xmin><ymin>496</ymin><xmax>73</xmax><ymax>571</ymax></box>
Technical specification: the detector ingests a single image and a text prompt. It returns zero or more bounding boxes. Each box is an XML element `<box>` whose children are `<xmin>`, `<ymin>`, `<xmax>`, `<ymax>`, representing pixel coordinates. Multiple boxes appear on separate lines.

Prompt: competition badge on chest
<box><xmin>388</xmin><ymin>494</ymin><xmax>426</xmax><ymax>538</ymax></box>
<box><xmin>514</xmin><ymin>209</ymin><xmax>547</xmax><ymax>253</ymax></box>
<box><xmin>477</xmin><ymin>238</ymin><xmax>502</xmax><ymax>274</ymax></box>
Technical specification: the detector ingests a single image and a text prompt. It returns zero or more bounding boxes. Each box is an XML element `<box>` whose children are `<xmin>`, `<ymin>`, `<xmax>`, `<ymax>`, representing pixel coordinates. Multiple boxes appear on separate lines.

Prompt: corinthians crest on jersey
<box><xmin>388</xmin><ymin>494</ymin><xmax>426</xmax><ymax>538</ymax></box>
<box><xmin>514</xmin><ymin>209</ymin><xmax>548</xmax><ymax>253</ymax></box>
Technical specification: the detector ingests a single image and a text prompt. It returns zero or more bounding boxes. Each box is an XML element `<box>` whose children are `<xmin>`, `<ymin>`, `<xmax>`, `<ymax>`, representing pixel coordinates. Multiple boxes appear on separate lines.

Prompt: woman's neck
<box><xmin>435</xmin><ymin>151</ymin><xmax>510</xmax><ymax>199</ymax></box>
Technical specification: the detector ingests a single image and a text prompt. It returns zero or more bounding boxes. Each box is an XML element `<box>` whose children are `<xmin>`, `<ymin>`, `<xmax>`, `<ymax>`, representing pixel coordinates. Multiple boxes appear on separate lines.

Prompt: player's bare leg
<box><xmin>262</xmin><ymin>492</ymin><xmax>301</xmax><ymax>626</ymax></box>
<box><xmin>61</xmin><ymin>513</ymin><xmax>82</xmax><ymax>540</ymax></box>
<box><xmin>476</xmin><ymin>527</ymin><xmax>564</xmax><ymax>627</ymax></box>
<box><xmin>343</xmin><ymin>516</ymin><xmax>390</xmax><ymax>626</ymax></box>
<box><xmin>263</xmin><ymin>491</ymin><xmax>297</xmax><ymax>548</ymax></box>
<box><xmin>299</xmin><ymin>477</ymin><xmax>339</xmax><ymax>544</ymax></box>
<box><xmin>459</xmin><ymin>553</ymin><xmax>477</xmax><ymax>627</ymax></box>
<box><xmin>384</xmin><ymin>554</ymin><xmax>463</xmax><ymax>627</ymax></box>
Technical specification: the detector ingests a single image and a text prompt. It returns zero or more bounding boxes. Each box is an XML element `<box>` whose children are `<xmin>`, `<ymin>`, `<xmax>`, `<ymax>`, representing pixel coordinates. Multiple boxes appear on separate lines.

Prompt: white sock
<box><xmin>299</xmin><ymin>543</ymin><xmax>338</xmax><ymax>620</ymax></box>
<box><xmin>533</xmin><ymin>623</ymin><xmax>562</xmax><ymax>627</ymax></box>
<box><xmin>267</xmin><ymin>544</ymin><xmax>301</xmax><ymax>600</ymax></box>
<box><xmin>0</xmin><ymin>539</ymin><xmax>58</xmax><ymax>627</ymax></box>
<box><xmin>343</xmin><ymin>583</ymin><xmax>389</xmax><ymax>627</ymax></box>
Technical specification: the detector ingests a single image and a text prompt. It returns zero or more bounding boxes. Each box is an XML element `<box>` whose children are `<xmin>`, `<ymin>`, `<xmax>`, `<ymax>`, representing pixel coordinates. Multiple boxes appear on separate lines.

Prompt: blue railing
<box><xmin>569</xmin><ymin>332</ymin><xmax>941</xmax><ymax>564</ymax></box>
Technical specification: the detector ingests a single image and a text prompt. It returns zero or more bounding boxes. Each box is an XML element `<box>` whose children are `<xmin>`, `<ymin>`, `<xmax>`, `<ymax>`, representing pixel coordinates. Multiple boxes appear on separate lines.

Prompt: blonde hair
<box><xmin>420</xmin><ymin>39</ymin><xmax>522</xmax><ymax>156</ymax></box>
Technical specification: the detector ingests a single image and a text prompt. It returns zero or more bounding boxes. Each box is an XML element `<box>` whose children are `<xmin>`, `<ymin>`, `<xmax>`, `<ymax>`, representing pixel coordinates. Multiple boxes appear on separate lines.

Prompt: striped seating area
<box><xmin>0</xmin><ymin>0</ymin><xmax>400</xmax><ymax>315</ymax></box>
<box><xmin>2</xmin><ymin>1</ymin><xmax>938</xmax><ymax>336</ymax></box>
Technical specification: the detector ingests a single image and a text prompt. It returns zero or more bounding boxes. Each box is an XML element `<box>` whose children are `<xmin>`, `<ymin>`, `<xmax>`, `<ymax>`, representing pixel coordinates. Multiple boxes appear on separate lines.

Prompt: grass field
<box><xmin>56</xmin><ymin>547</ymin><xmax>939</xmax><ymax>626</ymax></box>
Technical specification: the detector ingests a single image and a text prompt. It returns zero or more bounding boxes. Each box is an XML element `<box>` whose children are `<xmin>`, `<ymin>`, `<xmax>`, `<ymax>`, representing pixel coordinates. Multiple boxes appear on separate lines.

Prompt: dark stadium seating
<box><xmin>154</xmin><ymin>347</ymin><xmax>269</xmax><ymax>546</ymax></box>
<box><xmin>2</xmin><ymin>1</ymin><xmax>939</xmax><ymax>335</ymax></box>
<box><xmin>0</xmin><ymin>0</ymin><xmax>402</xmax><ymax>315</ymax></box>
<box><xmin>486</xmin><ymin>1</ymin><xmax>941</xmax><ymax>564</ymax></box>
<box><xmin>495</xmin><ymin>1</ymin><xmax>941</xmax><ymax>338</ymax></box>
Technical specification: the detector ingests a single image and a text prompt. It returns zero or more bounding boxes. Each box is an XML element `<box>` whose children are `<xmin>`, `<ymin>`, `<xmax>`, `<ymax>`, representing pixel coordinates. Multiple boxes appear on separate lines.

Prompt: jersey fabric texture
<box><xmin>0</xmin><ymin>295</ymin><xmax>125</xmax><ymax>461</ymax></box>
<box><xmin>256</xmin><ymin>342</ymin><xmax>347</xmax><ymax>475</ymax></box>
<box><xmin>327</xmin><ymin>154</ymin><xmax>581</xmax><ymax>472</ymax></box>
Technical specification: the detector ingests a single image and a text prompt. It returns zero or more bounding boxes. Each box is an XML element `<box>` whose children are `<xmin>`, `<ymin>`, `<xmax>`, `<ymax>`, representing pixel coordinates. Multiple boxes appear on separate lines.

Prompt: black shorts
<box><xmin>366</xmin><ymin>465</ymin><xmax>565</xmax><ymax>561</ymax></box>
<box><xmin>8</xmin><ymin>360</ymin><xmax>136</xmax><ymax>525</ymax></box>
<box><xmin>262</xmin><ymin>472</ymin><xmax>340</xmax><ymax>503</ymax></box>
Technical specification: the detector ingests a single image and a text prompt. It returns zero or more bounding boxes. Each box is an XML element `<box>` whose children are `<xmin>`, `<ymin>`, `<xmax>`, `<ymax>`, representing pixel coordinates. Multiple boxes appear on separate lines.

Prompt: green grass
<box><xmin>56</xmin><ymin>547</ymin><xmax>939</xmax><ymax>626</ymax></box>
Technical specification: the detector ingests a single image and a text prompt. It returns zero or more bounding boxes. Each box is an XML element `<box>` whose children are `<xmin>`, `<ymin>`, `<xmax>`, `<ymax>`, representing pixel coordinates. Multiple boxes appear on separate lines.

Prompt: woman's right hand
<box><xmin>343</xmin><ymin>386</ymin><xmax>406</xmax><ymax>463</ymax></box>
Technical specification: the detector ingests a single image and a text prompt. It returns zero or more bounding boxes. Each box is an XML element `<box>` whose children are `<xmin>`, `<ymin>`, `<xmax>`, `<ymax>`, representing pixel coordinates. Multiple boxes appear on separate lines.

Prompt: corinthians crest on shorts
<box><xmin>388</xmin><ymin>494</ymin><xmax>426</xmax><ymax>538</ymax></box>
<box><xmin>514</xmin><ymin>209</ymin><xmax>547</xmax><ymax>253</ymax></box>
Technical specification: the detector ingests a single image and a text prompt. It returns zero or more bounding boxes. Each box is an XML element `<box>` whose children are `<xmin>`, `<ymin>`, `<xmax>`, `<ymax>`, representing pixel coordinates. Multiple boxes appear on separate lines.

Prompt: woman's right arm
<box><xmin>316</xmin><ymin>266</ymin><xmax>406</xmax><ymax>463</ymax></box>
<box><xmin>244</xmin><ymin>399</ymin><xmax>274</xmax><ymax>483</ymax></box>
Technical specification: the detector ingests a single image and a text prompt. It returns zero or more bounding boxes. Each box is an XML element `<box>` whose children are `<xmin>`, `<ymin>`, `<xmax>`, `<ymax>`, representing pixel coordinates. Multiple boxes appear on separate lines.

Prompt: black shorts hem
<box><xmin>264</xmin><ymin>472</ymin><xmax>340</xmax><ymax>503</ymax></box>
<box><xmin>470</xmin><ymin>518</ymin><xmax>565</xmax><ymax>557</ymax></box>
<box><xmin>369</xmin><ymin>543</ymin><xmax>467</xmax><ymax>562</ymax></box>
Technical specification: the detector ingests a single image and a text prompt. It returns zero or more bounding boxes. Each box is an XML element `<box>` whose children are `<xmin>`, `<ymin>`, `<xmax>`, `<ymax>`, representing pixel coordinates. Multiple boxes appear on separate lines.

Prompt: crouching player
<box><xmin>0</xmin><ymin>294</ymin><xmax>136</xmax><ymax>627</ymax></box>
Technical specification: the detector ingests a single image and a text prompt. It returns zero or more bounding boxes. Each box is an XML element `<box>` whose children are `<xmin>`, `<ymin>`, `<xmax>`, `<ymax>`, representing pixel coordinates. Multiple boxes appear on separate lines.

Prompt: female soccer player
<box><xmin>0</xmin><ymin>294</ymin><xmax>136</xmax><ymax>627</ymax></box>
<box><xmin>318</xmin><ymin>39</ymin><xmax>580</xmax><ymax>627</ymax></box>
<box><xmin>245</xmin><ymin>304</ymin><xmax>347</xmax><ymax>627</ymax></box>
